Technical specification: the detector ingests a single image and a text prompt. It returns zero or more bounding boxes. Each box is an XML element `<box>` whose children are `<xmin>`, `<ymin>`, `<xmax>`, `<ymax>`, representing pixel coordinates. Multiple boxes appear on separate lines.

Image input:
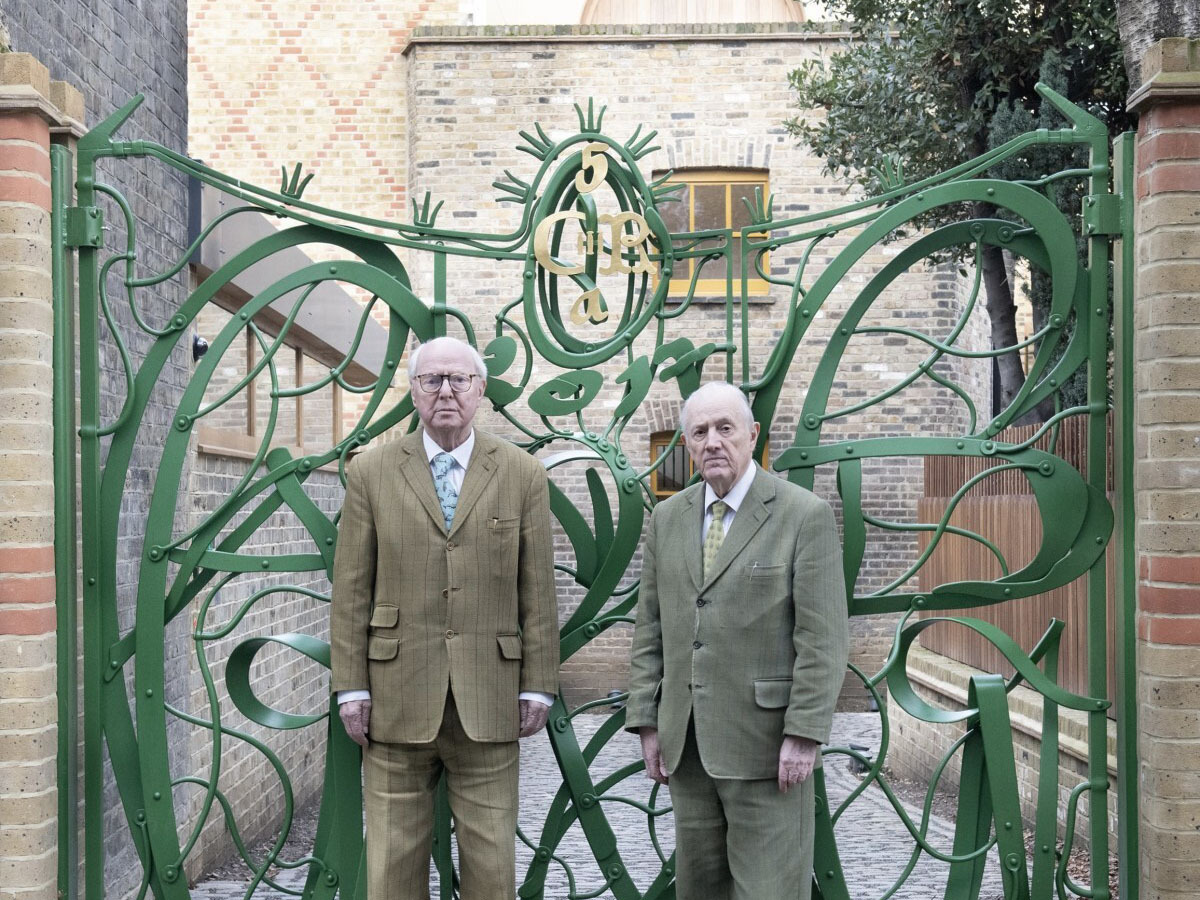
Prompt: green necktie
<box><xmin>702</xmin><ymin>500</ymin><xmax>729</xmax><ymax>579</ymax></box>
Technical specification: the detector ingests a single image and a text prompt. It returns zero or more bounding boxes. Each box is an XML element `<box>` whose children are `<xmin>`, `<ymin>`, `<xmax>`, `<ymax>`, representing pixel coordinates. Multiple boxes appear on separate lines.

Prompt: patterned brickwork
<box><xmin>189</xmin><ymin>0</ymin><xmax>463</xmax><ymax>225</ymax></box>
<box><xmin>1127</xmin><ymin>37</ymin><xmax>1200</xmax><ymax>900</ymax></box>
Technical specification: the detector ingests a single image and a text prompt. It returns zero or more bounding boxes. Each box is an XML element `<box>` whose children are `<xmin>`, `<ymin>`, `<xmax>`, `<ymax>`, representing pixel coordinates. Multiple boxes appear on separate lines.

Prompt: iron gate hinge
<box><xmin>65</xmin><ymin>206</ymin><xmax>104</xmax><ymax>247</ymax></box>
<box><xmin>1082</xmin><ymin>194</ymin><xmax>1121</xmax><ymax>236</ymax></box>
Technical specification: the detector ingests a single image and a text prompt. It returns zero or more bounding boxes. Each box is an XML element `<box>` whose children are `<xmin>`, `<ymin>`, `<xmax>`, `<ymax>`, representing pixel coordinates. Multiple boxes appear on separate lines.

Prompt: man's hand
<box><xmin>639</xmin><ymin>727</ymin><xmax>669</xmax><ymax>785</ymax></box>
<box><xmin>778</xmin><ymin>735</ymin><xmax>819</xmax><ymax>793</ymax></box>
<box><xmin>339</xmin><ymin>699</ymin><xmax>371</xmax><ymax>747</ymax></box>
<box><xmin>519</xmin><ymin>699</ymin><xmax>550</xmax><ymax>737</ymax></box>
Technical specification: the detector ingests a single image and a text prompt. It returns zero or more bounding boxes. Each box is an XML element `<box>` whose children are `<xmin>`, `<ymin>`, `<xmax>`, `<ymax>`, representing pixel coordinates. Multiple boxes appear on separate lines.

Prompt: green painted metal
<box><xmin>1112</xmin><ymin>131</ymin><xmax>1139</xmax><ymax>900</ymax></box>
<box><xmin>54</xmin><ymin>86</ymin><xmax>1136</xmax><ymax>900</ymax></box>
<box><xmin>52</xmin><ymin>141</ymin><xmax>79</xmax><ymax>900</ymax></box>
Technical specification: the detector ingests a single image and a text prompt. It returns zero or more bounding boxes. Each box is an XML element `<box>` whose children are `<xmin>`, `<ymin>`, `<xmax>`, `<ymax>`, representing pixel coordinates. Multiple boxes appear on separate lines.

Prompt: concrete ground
<box><xmin>192</xmin><ymin>712</ymin><xmax>1003</xmax><ymax>900</ymax></box>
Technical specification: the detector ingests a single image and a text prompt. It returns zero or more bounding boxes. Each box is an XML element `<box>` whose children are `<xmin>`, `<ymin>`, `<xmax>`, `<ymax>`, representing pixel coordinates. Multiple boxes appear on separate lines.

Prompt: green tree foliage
<box><xmin>786</xmin><ymin>0</ymin><xmax>1130</xmax><ymax>419</ymax></box>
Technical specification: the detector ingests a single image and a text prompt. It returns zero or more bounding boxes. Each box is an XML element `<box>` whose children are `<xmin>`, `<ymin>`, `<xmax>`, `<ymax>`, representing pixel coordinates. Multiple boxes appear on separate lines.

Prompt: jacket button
<box><xmin>441</xmin><ymin>589</ymin><xmax>449</xmax><ymax>599</ymax></box>
<box><xmin>445</xmin><ymin>630</ymin><xmax>455</xmax><ymax>639</ymax></box>
<box><xmin>696</xmin><ymin>598</ymin><xmax>706</xmax><ymax>607</ymax></box>
<box><xmin>446</xmin><ymin>541</ymin><xmax>455</xmax><ymax>550</ymax></box>
<box><xmin>692</xmin><ymin>640</ymin><xmax>702</xmax><ymax>650</ymax></box>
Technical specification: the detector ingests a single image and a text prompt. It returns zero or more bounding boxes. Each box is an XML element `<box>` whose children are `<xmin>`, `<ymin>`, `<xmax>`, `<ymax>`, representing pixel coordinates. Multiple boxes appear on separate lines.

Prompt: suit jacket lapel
<box><xmin>680</xmin><ymin>486</ymin><xmax>704</xmax><ymax>592</ymax></box>
<box><xmin>450</xmin><ymin>432</ymin><xmax>498</xmax><ymax>536</ymax></box>
<box><xmin>702</xmin><ymin>467</ymin><xmax>775</xmax><ymax>588</ymax></box>
<box><xmin>398</xmin><ymin>431</ymin><xmax>448</xmax><ymax>533</ymax></box>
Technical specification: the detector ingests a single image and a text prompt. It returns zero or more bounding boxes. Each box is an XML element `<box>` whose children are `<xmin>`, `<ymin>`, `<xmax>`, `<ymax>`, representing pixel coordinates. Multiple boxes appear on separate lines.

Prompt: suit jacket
<box><xmin>330</xmin><ymin>429</ymin><xmax>559</xmax><ymax>743</ymax></box>
<box><xmin>625</xmin><ymin>466</ymin><xmax>849</xmax><ymax>779</ymax></box>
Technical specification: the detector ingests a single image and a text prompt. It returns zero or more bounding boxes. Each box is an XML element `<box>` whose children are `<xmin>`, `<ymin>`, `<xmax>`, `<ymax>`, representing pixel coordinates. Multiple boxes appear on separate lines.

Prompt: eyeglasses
<box><xmin>415</xmin><ymin>373</ymin><xmax>479</xmax><ymax>394</ymax></box>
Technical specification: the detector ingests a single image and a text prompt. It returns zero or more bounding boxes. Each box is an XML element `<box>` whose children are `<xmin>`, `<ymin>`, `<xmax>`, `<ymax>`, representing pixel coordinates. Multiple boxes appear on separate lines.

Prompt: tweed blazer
<box><xmin>625</xmin><ymin>466</ymin><xmax>850</xmax><ymax>779</ymax></box>
<box><xmin>330</xmin><ymin>429</ymin><xmax>559</xmax><ymax>744</ymax></box>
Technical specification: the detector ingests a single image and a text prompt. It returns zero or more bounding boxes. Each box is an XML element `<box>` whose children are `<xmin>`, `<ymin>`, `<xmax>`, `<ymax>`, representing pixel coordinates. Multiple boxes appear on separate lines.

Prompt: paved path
<box><xmin>193</xmin><ymin>713</ymin><xmax>1002</xmax><ymax>900</ymax></box>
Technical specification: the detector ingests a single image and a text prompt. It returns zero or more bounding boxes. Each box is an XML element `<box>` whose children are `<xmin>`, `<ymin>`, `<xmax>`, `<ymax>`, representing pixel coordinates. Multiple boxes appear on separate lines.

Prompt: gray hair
<box><xmin>679</xmin><ymin>381</ymin><xmax>755</xmax><ymax>432</ymax></box>
<box><xmin>407</xmin><ymin>336</ymin><xmax>488</xmax><ymax>380</ymax></box>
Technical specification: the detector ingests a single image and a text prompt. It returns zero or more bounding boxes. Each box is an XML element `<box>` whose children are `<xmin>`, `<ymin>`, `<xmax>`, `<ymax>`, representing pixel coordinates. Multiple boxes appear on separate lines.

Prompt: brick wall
<box><xmin>1</xmin><ymin>2</ymin><xmax>191</xmax><ymax>896</ymax></box>
<box><xmin>1126</xmin><ymin>37</ymin><xmax>1200</xmax><ymax>900</ymax></box>
<box><xmin>179</xmin><ymin>450</ymin><xmax>343</xmax><ymax>879</ymax></box>
<box><xmin>401</xmin><ymin>25</ymin><xmax>993</xmax><ymax>706</ymax></box>
<box><xmin>188</xmin><ymin>0</ymin><xmax>464</xmax><ymax>224</ymax></box>
<box><xmin>0</xmin><ymin>51</ymin><xmax>82</xmax><ymax>900</ymax></box>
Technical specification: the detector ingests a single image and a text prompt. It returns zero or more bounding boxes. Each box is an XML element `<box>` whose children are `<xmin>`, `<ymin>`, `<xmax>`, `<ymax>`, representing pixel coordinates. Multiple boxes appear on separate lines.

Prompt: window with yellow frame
<box><xmin>649</xmin><ymin>429</ymin><xmax>770</xmax><ymax>500</ymax></box>
<box><xmin>653</xmin><ymin>169</ymin><xmax>771</xmax><ymax>297</ymax></box>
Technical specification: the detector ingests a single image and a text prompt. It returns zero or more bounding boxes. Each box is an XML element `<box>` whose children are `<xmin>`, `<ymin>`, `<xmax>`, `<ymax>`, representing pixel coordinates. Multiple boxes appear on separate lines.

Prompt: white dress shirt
<box><xmin>338</xmin><ymin>429</ymin><xmax>552</xmax><ymax>709</ymax></box>
<box><xmin>701</xmin><ymin>461</ymin><xmax>758</xmax><ymax>543</ymax></box>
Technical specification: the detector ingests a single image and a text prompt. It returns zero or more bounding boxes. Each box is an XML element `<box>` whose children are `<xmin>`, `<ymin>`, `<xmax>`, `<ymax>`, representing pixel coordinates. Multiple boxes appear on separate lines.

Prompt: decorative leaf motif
<box><xmin>612</xmin><ymin>356</ymin><xmax>653</xmax><ymax>421</ymax></box>
<box><xmin>411</xmin><ymin>191</ymin><xmax>444</xmax><ymax>227</ymax></box>
<box><xmin>574</xmin><ymin>98</ymin><xmax>607</xmax><ymax>134</ymax></box>
<box><xmin>527</xmin><ymin>371</ymin><xmax>604</xmax><ymax>417</ymax></box>
<box><xmin>279</xmin><ymin>163</ymin><xmax>315</xmax><ymax>200</ymax></box>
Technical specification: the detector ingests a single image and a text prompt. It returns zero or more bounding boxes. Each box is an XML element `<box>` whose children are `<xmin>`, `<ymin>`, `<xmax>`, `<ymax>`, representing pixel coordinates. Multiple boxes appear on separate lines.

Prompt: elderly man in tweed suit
<box><xmin>331</xmin><ymin>336</ymin><xmax>559</xmax><ymax>900</ymax></box>
<box><xmin>626</xmin><ymin>381</ymin><xmax>849</xmax><ymax>900</ymax></box>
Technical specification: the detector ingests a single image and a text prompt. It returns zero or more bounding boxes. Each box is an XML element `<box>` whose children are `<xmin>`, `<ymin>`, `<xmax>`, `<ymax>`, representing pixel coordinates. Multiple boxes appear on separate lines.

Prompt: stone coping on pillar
<box><xmin>1128</xmin><ymin>37</ymin><xmax>1200</xmax><ymax>112</ymax></box>
<box><xmin>403</xmin><ymin>20</ymin><xmax>855</xmax><ymax>53</ymax></box>
<box><xmin>0</xmin><ymin>52</ymin><xmax>85</xmax><ymax>138</ymax></box>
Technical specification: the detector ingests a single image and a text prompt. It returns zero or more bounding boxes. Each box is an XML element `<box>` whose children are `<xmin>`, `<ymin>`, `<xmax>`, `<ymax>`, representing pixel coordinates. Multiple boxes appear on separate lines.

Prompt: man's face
<box><xmin>411</xmin><ymin>342</ymin><xmax>484</xmax><ymax>441</ymax></box>
<box><xmin>682</xmin><ymin>389</ymin><xmax>759</xmax><ymax>497</ymax></box>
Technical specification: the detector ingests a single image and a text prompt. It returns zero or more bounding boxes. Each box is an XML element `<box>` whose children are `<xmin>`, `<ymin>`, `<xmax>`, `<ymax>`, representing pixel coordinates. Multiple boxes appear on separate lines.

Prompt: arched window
<box><xmin>649</xmin><ymin>430</ymin><xmax>693</xmax><ymax>499</ymax></box>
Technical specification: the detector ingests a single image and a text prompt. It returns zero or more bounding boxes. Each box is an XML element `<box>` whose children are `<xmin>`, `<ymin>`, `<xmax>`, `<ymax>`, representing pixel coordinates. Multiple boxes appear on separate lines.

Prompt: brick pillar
<box><xmin>0</xmin><ymin>53</ymin><xmax>82</xmax><ymax>900</ymax></box>
<box><xmin>1127</xmin><ymin>37</ymin><xmax>1200</xmax><ymax>900</ymax></box>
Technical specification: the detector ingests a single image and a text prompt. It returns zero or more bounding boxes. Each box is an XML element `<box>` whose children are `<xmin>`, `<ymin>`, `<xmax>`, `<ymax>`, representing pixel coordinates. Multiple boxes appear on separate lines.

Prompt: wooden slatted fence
<box><xmin>916</xmin><ymin>415</ymin><xmax>1116</xmax><ymax>713</ymax></box>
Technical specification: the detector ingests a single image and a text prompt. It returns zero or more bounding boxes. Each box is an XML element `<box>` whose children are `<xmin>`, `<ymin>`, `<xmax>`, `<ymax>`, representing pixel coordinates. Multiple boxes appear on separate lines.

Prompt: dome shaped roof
<box><xmin>580</xmin><ymin>0</ymin><xmax>805</xmax><ymax>24</ymax></box>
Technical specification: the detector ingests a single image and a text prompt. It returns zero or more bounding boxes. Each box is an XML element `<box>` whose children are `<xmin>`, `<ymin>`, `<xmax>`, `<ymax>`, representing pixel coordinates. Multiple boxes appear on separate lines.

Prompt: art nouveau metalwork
<box><xmin>53</xmin><ymin>89</ymin><xmax>1134</xmax><ymax>900</ymax></box>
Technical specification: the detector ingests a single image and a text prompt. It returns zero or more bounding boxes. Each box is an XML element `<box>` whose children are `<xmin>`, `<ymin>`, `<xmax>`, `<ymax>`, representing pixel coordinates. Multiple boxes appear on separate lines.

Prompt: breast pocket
<box><xmin>487</xmin><ymin>516</ymin><xmax>521</xmax><ymax>585</ymax></box>
<box><xmin>719</xmin><ymin>562</ymin><xmax>791</xmax><ymax>627</ymax></box>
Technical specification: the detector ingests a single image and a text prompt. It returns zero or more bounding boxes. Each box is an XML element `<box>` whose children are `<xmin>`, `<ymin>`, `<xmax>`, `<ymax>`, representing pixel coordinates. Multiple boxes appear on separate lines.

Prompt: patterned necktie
<box><xmin>702</xmin><ymin>500</ymin><xmax>729</xmax><ymax>579</ymax></box>
<box><xmin>431</xmin><ymin>452</ymin><xmax>458</xmax><ymax>531</ymax></box>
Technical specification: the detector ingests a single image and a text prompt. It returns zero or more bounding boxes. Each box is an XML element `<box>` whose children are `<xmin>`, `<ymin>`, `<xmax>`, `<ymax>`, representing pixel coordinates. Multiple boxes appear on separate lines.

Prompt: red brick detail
<box><xmin>0</xmin><ymin>114</ymin><xmax>50</xmax><ymax>149</ymax></box>
<box><xmin>0</xmin><ymin>144</ymin><xmax>51</xmax><ymax>180</ymax></box>
<box><xmin>1140</xmin><ymin>132</ymin><xmax>1200</xmax><ymax>167</ymax></box>
<box><xmin>0</xmin><ymin>174</ymin><xmax>52</xmax><ymax>209</ymax></box>
<box><xmin>1144</xmin><ymin>163</ymin><xmax>1200</xmax><ymax>196</ymax></box>
<box><xmin>0</xmin><ymin>546</ymin><xmax>54</xmax><ymax>575</ymax></box>
<box><xmin>0</xmin><ymin>575</ymin><xmax>56</xmax><ymax>605</ymax></box>
<box><xmin>0</xmin><ymin>605</ymin><xmax>55</xmax><ymax>635</ymax></box>
<box><xmin>1143</xmin><ymin>554</ymin><xmax>1200</xmax><ymax>585</ymax></box>
<box><xmin>1141</xmin><ymin>584</ymin><xmax>1200</xmax><ymax>614</ymax></box>
<box><xmin>1138</xmin><ymin>614</ymin><xmax>1200</xmax><ymax>645</ymax></box>
<box><xmin>1143</xmin><ymin>102</ymin><xmax>1200</xmax><ymax>132</ymax></box>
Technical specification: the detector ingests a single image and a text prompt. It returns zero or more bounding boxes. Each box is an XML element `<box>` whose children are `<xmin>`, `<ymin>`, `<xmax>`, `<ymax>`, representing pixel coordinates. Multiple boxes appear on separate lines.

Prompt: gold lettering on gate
<box><xmin>532</xmin><ymin>142</ymin><xmax>657</xmax><ymax>326</ymax></box>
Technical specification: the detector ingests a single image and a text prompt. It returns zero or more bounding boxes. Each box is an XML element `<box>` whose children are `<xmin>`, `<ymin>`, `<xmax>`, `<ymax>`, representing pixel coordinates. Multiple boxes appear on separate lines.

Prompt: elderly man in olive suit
<box><xmin>331</xmin><ymin>336</ymin><xmax>560</xmax><ymax>900</ymax></box>
<box><xmin>626</xmin><ymin>381</ymin><xmax>849</xmax><ymax>900</ymax></box>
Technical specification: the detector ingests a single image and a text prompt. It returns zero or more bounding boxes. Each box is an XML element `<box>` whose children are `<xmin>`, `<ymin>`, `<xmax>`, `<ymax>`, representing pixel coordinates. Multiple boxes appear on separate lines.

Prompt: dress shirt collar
<box><xmin>703</xmin><ymin>462</ymin><xmax>757</xmax><ymax>516</ymax></box>
<box><xmin>422</xmin><ymin>429</ymin><xmax>475</xmax><ymax>471</ymax></box>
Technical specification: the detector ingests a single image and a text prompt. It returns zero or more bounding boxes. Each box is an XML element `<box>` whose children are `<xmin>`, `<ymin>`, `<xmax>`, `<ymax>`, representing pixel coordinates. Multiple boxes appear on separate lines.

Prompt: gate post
<box><xmin>1125</xmin><ymin>37</ymin><xmax>1200</xmax><ymax>900</ymax></box>
<box><xmin>0</xmin><ymin>53</ymin><xmax>83</xmax><ymax>900</ymax></box>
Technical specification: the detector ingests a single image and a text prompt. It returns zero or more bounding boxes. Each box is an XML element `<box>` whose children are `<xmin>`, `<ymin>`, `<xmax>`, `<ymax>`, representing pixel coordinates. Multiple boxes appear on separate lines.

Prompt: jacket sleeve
<box><xmin>784</xmin><ymin>497</ymin><xmax>850</xmax><ymax>744</ymax></box>
<box><xmin>517</xmin><ymin>462</ymin><xmax>560</xmax><ymax>695</ymax></box>
<box><xmin>330</xmin><ymin>454</ymin><xmax>377</xmax><ymax>694</ymax></box>
<box><xmin>625</xmin><ymin>508</ymin><xmax>663</xmax><ymax>732</ymax></box>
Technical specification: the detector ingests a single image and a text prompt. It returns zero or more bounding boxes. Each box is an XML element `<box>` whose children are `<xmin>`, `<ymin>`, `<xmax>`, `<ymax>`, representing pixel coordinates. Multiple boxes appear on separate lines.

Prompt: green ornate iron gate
<box><xmin>52</xmin><ymin>87</ymin><xmax>1136</xmax><ymax>900</ymax></box>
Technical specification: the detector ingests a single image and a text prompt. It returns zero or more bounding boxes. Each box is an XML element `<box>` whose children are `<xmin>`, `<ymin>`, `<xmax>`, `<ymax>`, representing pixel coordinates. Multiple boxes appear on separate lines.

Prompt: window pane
<box><xmin>692</xmin><ymin>183</ymin><xmax>727</xmax><ymax>232</ymax></box>
<box><xmin>731</xmin><ymin>239</ymin><xmax>769</xmax><ymax>281</ymax></box>
<box><xmin>657</xmin><ymin>444</ymin><xmax>690</xmax><ymax>493</ymax></box>
<box><xmin>657</xmin><ymin>186</ymin><xmax>690</xmax><ymax>236</ymax></box>
<box><xmin>729</xmin><ymin>182</ymin><xmax>764</xmax><ymax>231</ymax></box>
<box><xmin>695</xmin><ymin>245</ymin><xmax>727</xmax><ymax>281</ymax></box>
